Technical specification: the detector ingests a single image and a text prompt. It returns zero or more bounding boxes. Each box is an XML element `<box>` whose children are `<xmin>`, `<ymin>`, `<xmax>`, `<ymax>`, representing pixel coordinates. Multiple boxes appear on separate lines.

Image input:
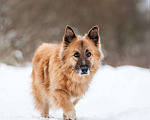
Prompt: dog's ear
<box><xmin>87</xmin><ymin>26</ymin><xmax>100</xmax><ymax>46</ymax></box>
<box><xmin>63</xmin><ymin>25</ymin><xmax>76</xmax><ymax>47</ymax></box>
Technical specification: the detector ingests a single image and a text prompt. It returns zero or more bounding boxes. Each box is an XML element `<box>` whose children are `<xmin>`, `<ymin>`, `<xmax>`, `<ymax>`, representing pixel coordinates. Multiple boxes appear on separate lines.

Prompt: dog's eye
<box><xmin>74</xmin><ymin>52</ymin><xmax>80</xmax><ymax>58</ymax></box>
<box><xmin>86</xmin><ymin>52</ymin><xmax>91</xmax><ymax>57</ymax></box>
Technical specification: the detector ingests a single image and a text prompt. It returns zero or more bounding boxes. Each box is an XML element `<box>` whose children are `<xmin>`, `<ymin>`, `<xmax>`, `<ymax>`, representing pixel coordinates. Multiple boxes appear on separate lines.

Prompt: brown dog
<box><xmin>31</xmin><ymin>25</ymin><xmax>103</xmax><ymax>120</ymax></box>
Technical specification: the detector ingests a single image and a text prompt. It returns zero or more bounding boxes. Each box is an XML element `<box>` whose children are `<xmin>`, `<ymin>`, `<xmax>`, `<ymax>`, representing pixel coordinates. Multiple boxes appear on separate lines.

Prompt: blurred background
<box><xmin>0</xmin><ymin>0</ymin><xmax>149</xmax><ymax>68</ymax></box>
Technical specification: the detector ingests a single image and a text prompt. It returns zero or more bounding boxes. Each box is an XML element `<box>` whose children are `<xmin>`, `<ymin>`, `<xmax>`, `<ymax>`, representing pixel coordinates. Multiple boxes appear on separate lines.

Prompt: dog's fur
<box><xmin>31</xmin><ymin>26</ymin><xmax>103</xmax><ymax>120</ymax></box>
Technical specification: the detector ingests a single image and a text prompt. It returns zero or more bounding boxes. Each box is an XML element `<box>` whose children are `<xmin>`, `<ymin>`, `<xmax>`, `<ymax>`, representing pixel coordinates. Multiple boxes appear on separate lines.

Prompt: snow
<box><xmin>0</xmin><ymin>64</ymin><xmax>150</xmax><ymax>120</ymax></box>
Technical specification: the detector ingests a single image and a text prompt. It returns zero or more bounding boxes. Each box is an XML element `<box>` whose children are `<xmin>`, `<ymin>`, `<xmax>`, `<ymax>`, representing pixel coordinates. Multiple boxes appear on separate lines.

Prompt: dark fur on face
<box><xmin>60</xmin><ymin>25</ymin><xmax>103</xmax><ymax>78</ymax></box>
<box><xmin>74</xmin><ymin>41</ymin><xmax>91</xmax><ymax>76</ymax></box>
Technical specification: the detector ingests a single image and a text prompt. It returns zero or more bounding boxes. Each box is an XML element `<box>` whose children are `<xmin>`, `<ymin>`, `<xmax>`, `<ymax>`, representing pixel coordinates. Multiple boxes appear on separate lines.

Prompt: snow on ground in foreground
<box><xmin>0</xmin><ymin>64</ymin><xmax>150</xmax><ymax>120</ymax></box>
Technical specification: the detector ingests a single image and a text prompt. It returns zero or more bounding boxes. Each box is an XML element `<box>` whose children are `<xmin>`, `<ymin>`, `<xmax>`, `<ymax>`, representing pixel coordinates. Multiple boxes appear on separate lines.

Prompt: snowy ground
<box><xmin>0</xmin><ymin>63</ymin><xmax>150</xmax><ymax>120</ymax></box>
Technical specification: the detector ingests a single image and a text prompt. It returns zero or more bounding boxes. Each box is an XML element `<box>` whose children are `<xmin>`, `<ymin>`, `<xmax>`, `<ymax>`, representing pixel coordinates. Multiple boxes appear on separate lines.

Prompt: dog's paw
<box><xmin>63</xmin><ymin>109</ymin><xmax>76</xmax><ymax>120</ymax></box>
<box><xmin>41</xmin><ymin>112</ymin><xmax>49</xmax><ymax>118</ymax></box>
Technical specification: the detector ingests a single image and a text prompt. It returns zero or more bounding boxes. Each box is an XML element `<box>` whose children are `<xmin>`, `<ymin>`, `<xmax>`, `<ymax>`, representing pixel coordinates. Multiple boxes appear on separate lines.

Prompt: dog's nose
<box><xmin>81</xmin><ymin>66</ymin><xmax>88</xmax><ymax>74</ymax></box>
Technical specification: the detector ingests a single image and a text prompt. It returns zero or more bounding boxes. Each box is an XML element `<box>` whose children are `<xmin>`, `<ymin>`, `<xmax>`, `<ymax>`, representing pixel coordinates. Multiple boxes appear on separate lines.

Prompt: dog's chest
<box><xmin>67</xmin><ymin>81</ymin><xmax>88</xmax><ymax>98</ymax></box>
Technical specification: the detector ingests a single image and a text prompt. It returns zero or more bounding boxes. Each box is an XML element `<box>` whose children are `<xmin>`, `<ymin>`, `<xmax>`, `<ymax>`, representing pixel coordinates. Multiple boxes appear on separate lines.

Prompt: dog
<box><xmin>31</xmin><ymin>25</ymin><xmax>103</xmax><ymax>120</ymax></box>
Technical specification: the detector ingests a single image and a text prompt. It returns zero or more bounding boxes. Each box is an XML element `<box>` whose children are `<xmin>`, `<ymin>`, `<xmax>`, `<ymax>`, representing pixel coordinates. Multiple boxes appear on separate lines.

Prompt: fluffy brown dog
<box><xmin>31</xmin><ymin>25</ymin><xmax>103</xmax><ymax>120</ymax></box>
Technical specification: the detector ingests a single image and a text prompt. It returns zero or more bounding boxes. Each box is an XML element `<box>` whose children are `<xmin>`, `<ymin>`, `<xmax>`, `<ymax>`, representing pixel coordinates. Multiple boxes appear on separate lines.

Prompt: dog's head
<box><xmin>60</xmin><ymin>26</ymin><xmax>103</xmax><ymax>79</ymax></box>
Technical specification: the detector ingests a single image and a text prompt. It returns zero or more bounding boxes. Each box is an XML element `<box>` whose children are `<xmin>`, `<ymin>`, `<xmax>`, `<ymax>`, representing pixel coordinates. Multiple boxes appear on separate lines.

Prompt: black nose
<box><xmin>81</xmin><ymin>66</ymin><xmax>88</xmax><ymax>74</ymax></box>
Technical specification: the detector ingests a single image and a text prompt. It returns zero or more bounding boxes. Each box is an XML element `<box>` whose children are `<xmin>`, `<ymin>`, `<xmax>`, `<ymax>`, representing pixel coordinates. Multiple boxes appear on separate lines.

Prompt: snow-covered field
<box><xmin>0</xmin><ymin>64</ymin><xmax>150</xmax><ymax>120</ymax></box>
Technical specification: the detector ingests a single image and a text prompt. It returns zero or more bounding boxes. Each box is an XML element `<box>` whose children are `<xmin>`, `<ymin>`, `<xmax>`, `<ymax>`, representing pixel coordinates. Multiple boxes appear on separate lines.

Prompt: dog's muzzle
<box><xmin>78</xmin><ymin>66</ymin><xmax>90</xmax><ymax>76</ymax></box>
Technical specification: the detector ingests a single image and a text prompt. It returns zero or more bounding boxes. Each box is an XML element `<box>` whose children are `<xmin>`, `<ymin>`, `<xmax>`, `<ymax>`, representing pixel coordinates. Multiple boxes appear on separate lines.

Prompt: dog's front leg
<box><xmin>53</xmin><ymin>89</ymin><xmax>76</xmax><ymax>120</ymax></box>
<box><xmin>63</xmin><ymin>99</ymin><xmax>80</xmax><ymax>120</ymax></box>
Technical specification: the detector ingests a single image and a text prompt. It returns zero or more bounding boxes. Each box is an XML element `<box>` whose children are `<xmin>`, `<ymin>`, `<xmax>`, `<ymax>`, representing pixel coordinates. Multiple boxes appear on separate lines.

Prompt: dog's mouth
<box><xmin>76</xmin><ymin>66</ymin><xmax>90</xmax><ymax>76</ymax></box>
<box><xmin>78</xmin><ymin>69</ymin><xmax>90</xmax><ymax>76</ymax></box>
<box><xmin>74</xmin><ymin>65</ymin><xmax>91</xmax><ymax>76</ymax></box>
